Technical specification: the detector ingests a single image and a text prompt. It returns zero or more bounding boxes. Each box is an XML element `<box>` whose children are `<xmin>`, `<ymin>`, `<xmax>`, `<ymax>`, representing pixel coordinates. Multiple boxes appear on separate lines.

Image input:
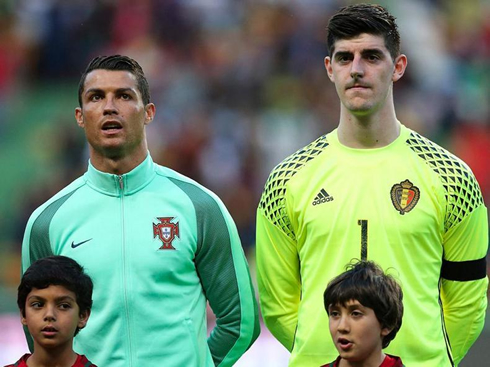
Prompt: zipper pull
<box><xmin>118</xmin><ymin>175</ymin><xmax>124</xmax><ymax>191</ymax></box>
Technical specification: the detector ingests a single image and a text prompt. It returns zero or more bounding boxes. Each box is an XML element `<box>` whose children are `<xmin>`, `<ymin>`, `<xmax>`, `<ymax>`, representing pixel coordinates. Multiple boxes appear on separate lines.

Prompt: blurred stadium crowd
<box><xmin>0</xmin><ymin>0</ymin><xmax>488</xmax><ymax>331</ymax></box>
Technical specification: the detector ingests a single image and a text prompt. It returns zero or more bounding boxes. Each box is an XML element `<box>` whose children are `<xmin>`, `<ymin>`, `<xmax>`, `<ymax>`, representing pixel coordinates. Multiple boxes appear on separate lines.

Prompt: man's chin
<box><xmin>342</xmin><ymin>99</ymin><xmax>374</xmax><ymax>113</ymax></box>
<box><xmin>348</xmin><ymin>106</ymin><xmax>375</xmax><ymax>116</ymax></box>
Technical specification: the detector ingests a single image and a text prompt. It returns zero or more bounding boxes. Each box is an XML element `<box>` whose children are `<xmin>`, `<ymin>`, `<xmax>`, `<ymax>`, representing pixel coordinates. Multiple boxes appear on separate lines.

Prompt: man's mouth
<box><xmin>347</xmin><ymin>84</ymin><xmax>369</xmax><ymax>90</ymax></box>
<box><xmin>102</xmin><ymin>121</ymin><xmax>122</xmax><ymax>131</ymax></box>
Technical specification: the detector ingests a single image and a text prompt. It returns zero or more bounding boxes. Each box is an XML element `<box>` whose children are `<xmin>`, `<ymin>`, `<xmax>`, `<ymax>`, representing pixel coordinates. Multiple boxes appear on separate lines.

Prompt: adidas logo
<box><xmin>312</xmin><ymin>188</ymin><xmax>334</xmax><ymax>205</ymax></box>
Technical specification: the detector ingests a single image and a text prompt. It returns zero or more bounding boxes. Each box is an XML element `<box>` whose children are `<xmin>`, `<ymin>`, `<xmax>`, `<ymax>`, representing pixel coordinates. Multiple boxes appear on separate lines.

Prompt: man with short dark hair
<box><xmin>22</xmin><ymin>55</ymin><xmax>260</xmax><ymax>367</ymax></box>
<box><xmin>256</xmin><ymin>4</ymin><xmax>487</xmax><ymax>366</ymax></box>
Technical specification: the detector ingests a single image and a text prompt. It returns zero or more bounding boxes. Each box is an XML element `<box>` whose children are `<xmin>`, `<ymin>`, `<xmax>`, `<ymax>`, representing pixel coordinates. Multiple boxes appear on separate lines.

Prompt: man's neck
<box><xmin>90</xmin><ymin>147</ymin><xmax>148</xmax><ymax>175</ymax></box>
<box><xmin>337</xmin><ymin>106</ymin><xmax>400</xmax><ymax>149</ymax></box>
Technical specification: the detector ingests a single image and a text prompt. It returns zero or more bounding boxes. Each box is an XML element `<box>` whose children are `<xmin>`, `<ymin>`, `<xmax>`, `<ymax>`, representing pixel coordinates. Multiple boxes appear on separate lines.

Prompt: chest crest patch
<box><xmin>153</xmin><ymin>217</ymin><xmax>179</xmax><ymax>250</ymax></box>
<box><xmin>390</xmin><ymin>179</ymin><xmax>420</xmax><ymax>215</ymax></box>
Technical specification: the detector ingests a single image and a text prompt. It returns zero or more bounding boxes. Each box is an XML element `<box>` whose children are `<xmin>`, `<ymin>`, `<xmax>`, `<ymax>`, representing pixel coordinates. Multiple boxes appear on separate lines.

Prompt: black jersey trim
<box><xmin>441</xmin><ymin>257</ymin><xmax>487</xmax><ymax>281</ymax></box>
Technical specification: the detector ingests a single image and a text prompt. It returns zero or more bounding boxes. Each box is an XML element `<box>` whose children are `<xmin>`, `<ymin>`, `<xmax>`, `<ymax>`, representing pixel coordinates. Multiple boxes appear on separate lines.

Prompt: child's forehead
<box><xmin>27</xmin><ymin>284</ymin><xmax>76</xmax><ymax>299</ymax></box>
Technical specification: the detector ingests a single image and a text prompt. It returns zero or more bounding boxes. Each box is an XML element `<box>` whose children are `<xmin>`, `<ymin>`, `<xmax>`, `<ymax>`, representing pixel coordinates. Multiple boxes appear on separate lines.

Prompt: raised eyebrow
<box><xmin>84</xmin><ymin>88</ymin><xmax>136</xmax><ymax>96</ymax></box>
<box><xmin>55</xmin><ymin>296</ymin><xmax>76</xmax><ymax>302</ymax></box>
<box><xmin>361</xmin><ymin>48</ymin><xmax>385</xmax><ymax>57</ymax></box>
<box><xmin>27</xmin><ymin>295</ymin><xmax>45</xmax><ymax>302</ymax></box>
<box><xmin>346</xmin><ymin>303</ymin><xmax>365</xmax><ymax>311</ymax></box>
<box><xmin>115</xmin><ymin>88</ymin><xmax>137</xmax><ymax>95</ymax></box>
<box><xmin>84</xmin><ymin>88</ymin><xmax>104</xmax><ymax>97</ymax></box>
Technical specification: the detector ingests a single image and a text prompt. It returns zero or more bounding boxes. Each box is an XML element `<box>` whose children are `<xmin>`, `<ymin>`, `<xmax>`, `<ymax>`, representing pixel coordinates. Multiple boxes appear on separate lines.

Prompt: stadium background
<box><xmin>0</xmin><ymin>0</ymin><xmax>488</xmax><ymax>365</ymax></box>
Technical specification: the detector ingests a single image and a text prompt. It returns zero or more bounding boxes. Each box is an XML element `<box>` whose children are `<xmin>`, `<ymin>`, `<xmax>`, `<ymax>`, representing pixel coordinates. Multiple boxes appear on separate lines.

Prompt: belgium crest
<box><xmin>390</xmin><ymin>179</ymin><xmax>420</xmax><ymax>215</ymax></box>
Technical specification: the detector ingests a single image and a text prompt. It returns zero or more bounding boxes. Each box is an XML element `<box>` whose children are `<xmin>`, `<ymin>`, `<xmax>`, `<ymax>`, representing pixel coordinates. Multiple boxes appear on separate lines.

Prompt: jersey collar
<box><xmin>84</xmin><ymin>153</ymin><xmax>156</xmax><ymax>196</ymax></box>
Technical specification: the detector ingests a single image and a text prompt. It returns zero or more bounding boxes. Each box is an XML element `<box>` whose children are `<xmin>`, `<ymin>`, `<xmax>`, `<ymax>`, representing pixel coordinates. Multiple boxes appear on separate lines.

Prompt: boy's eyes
<box><xmin>329</xmin><ymin>309</ymin><xmax>364</xmax><ymax>317</ymax></box>
<box><xmin>29</xmin><ymin>301</ymin><xmax>73</xmax><ymax>309</ymax></box>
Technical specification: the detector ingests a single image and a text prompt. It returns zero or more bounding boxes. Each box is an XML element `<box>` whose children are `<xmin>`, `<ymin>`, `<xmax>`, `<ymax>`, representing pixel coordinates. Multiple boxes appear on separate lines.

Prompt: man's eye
<box><xmin>59</xmin><ymin>303</ymin><xmax>72</xmax><ymax>310</ymax></box>
<box><xmin>30</xmin><ymin>302</ymin><xmax>43</xmax><ymax>308</ymax></box>
<box><xmin>120</xmin><ymin>94</ymin><xmax>131</xmax><ymax>100</ymax></box>
<box><xmin>90</xmin><ymin>95</ymin><xmax>102</xmax><ymax>101</ymax></box>
<box><xmin>351</xmin><ymin>311</ymin><xmax>363</xmax><ymax>317</ymax></box>
<box><xmin>329</xmin><ymin>311</ymin><xmax>340</xmax><ymax>317</ymax></box>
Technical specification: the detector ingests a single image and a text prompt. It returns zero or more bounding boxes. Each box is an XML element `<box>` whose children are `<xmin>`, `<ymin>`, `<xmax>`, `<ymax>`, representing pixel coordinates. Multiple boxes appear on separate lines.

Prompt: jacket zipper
<box><xmin>119</xmin><ymin>175</ymin><xmax>133</xmax><ymax>366</ymax></box>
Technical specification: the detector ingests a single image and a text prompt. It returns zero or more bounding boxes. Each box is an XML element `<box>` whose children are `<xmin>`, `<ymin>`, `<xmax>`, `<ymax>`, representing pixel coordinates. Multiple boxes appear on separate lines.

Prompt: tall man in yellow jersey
<box><xmin>256</xmin><ymin>4</ymin><xmax>488</xmax><ymax>367</ymax></box>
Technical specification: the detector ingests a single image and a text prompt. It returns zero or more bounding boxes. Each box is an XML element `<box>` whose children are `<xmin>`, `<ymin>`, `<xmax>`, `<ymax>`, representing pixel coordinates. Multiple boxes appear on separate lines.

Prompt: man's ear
<box><xmin>78</xmin><ymin>309</ymin><xmax>91</xmax><ymax>330</ymax></box>
<box><xmin>75</xmin><ymin>107</ymin><xmax>84</xmax><ymax>128</ymax></box>
<box><xmin>324</xmin><ymin>56</ymin><xmax>335</xmax><ymax>82</ymax></box>
<box><xmin>392</xmin><ymin>54</ymin><xmax>407</xmax><ymax>82</ymax></box>
<box><xmin>144</xmin><ymin>103</ymin><xmax>156</xmax><ymax>126</ymax></box>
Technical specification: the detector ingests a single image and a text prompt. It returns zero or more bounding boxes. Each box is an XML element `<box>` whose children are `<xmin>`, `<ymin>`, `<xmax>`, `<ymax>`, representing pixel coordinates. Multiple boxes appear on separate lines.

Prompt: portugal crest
<box><xmin>153</xmin><ymin>217</ymin><xmax>179</xmax><ymax>250</ymax></box>
<box><xmin>390</xmin><ymin>179</ymin><xmax>420</xmax><ymax>215</ymax></box>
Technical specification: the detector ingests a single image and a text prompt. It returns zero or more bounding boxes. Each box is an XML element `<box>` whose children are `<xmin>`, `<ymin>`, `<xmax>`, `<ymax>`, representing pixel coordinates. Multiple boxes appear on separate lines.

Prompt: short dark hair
<box><xmin>326</xmin><ymin>3</ymin><xmax>401</xmax><ymax>60</ymax></box>
<box><xmin>78</xmin><ymin>55</ymin><xmax>151</xmax><ymax>106</ymax></box>
<box><xmin>324</xmin><ymin>260</ymin><xmax>403</xmax><ymax>349</ymax></box>
<box><xmin>18</xmin><ymin>256</ymin><xmax>94</xmax><ymax>335</ymax></box>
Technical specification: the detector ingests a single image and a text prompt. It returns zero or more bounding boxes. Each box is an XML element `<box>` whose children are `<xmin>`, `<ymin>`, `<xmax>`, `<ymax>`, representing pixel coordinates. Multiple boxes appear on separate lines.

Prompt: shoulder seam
<box><xmin>29</xmin><ymin>186</ymin><xmax>81</xmax><ymax>263</ymax></box>
<box><xmin>405</xmin><ymin>131</ymin><xmax>484</xmax><ymax>232</ymax></box>
<box><xmin>259</xmin><ymin>135</ymin><xmax>329</xmax><ymax>240</ymax></box>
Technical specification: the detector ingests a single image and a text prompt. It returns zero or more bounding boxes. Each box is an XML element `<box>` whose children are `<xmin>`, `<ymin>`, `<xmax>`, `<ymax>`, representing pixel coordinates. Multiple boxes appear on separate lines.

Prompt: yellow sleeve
<box><xmin>441</xmin><ymin>204</ymin><xmax>488</xmax><ymax>365</ymax></box>
<box><xmin>256</xmin><ymin>209</ymin><xmax>300</xmax><ymax>351</ymax></box>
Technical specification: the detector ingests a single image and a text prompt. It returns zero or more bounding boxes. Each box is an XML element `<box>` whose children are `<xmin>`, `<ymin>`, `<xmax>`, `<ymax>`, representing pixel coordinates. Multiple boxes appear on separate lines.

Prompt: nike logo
<box><xmin>71</xmin><ymin>239</ymin><xmax>93</xmax><ymax>248</ymax></box>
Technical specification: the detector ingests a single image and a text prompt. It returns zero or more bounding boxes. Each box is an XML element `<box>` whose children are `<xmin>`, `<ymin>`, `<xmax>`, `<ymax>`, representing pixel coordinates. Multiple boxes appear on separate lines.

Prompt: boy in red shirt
<box><xmin>5</xmin><ymin>256</ymin><xmax>97</xmax><ymax>367</ymax></box>
<box><xmin>322</xmin><ymin>260</ymin><xmax>404</xmax><ymax>367</ymax></box>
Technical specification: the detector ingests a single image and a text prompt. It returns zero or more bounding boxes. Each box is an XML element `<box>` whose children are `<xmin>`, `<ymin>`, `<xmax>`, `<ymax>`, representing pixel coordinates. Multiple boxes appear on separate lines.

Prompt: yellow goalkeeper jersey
<box><xmin>256</xmin><ymin>124</ymin><xmax>488</xmax><ymax>367</ymax></box>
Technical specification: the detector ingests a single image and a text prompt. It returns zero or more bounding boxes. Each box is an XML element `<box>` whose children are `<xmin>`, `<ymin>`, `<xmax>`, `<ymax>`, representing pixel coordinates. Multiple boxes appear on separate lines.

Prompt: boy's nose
<box><xmin>44</xmin><ymin>306</ymin><xmax>56</xmax><ymax>321</ymax></box>
<box><xmin>337</xmin><ymin>317</ymin><xmax>350</xmax><ymax>332</ymax></box>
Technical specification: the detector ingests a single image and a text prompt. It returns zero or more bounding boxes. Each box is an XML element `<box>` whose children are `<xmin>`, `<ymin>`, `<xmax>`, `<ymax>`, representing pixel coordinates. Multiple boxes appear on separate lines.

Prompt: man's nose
<box><xmin>103</xmin><ymin>96</ymin><xmax>118</xmax><ymax>114</ymax></box>
<box><xmin>350</xmin><ymin>56</ymin><xmax>364</xmax><ymax>78</ymax></box>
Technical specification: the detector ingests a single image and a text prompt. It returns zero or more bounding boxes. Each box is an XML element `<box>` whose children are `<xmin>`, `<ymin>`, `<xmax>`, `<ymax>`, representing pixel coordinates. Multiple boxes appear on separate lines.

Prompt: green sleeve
<box><xmin>170</xmin><ymin>179</ymin><xmax>260</xmax><ymax>366</ymax></box>
<box><xmin>256</xmin><ymin>208</ymin><xmax>300</xmax><ymax>351</ymax></box>
<box><xmin>441</xmin><ymin>204</ymin><xmax>488</xmax><ymax>365</ymax></box>
<box><xmin>20</xmin><ymin>190</ymin><xmax>76</xmax><ymax>351</ymax></box>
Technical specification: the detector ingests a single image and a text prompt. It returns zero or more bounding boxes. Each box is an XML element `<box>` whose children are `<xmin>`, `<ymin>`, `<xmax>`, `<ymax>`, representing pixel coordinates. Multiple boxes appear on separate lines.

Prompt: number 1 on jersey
<box><xmin>358</xmin><ymin>220</ymin><xmax>368</xmax><ymax>260</ymax></box>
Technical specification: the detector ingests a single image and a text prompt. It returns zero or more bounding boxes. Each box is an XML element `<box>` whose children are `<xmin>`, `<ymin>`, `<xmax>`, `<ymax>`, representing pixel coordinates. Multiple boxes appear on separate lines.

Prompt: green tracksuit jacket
<box><xmin>22</xmin><ymin>154</ymin><xmax>260</xmax><ymax>366</ymax></box>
